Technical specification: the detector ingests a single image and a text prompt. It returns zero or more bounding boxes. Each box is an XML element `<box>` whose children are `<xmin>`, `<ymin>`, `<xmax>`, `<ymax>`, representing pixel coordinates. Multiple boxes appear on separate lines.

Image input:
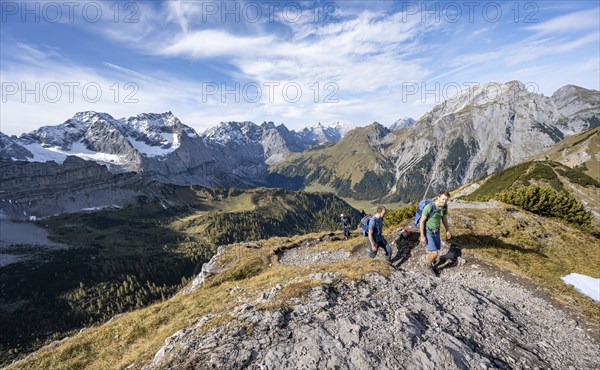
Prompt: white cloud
<box><xmin>527</xmin><ymin>8</ymin><xmax>600</xmax><ymax>33</ymax></box>
<box><xmin>2</xmin><ymin>1</ymin><xmax>599</xmax><ymax>135</ymax></box>
<box><xmin>162</xmin><ymin>29</ymin><xmax>275</xmax><ymax>58</ymax></box>
<box><xmin>453</xmin><ymin>32</ymin><xmax>599</xmax><ymax>68</ymax></box>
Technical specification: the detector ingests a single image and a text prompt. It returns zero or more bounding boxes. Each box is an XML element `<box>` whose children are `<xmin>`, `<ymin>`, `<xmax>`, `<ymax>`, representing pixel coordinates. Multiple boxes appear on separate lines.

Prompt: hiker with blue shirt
<box><xmin>419</xmin><ymin>191</ymin><xmax>452</xmax><ymax>274</ymax></box>
<box><xmin>368</xmin><ymin>206</ymin><xmax>393</xmax><ymax>261</ymax></box>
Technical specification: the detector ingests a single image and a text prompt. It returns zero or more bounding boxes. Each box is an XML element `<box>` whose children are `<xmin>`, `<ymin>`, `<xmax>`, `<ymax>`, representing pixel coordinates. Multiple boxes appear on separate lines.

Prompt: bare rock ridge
<box><xmin>145</xmin><ymin>222</ymin><xmax>599</xmax><ymax>369</ymax></box>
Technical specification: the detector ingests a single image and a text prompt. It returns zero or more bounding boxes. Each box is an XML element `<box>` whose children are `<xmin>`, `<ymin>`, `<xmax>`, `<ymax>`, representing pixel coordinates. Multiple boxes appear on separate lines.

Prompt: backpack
<box><xmin>413</xmin><ymin>199</ymin><xmax>436</xmax><ymax>228</ymax></box>
<box><xmin>360</xmin><ymin>214</ymin><xmax>373</xmax><ymax>236</ymax></box>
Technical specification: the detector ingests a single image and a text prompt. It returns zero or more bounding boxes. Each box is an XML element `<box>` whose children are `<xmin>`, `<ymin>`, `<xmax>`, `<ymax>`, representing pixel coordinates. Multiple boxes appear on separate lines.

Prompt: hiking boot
<box><xmin>428</xmin><ymin>263</ymin><xmax>440</xmax><ymax>277</ymax></box>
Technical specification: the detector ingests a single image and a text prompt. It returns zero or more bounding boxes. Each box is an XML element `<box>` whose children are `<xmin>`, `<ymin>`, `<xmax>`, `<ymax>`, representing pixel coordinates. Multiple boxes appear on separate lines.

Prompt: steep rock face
<box><xmin>0</xmin><ymin>133</ymin><xmax>32</xmax><ymax>161</ymax></box>
<box><xmin>270</xmin><ymin>82</ymin><xmax>599</xmax><ymax>202</ymax></box>
<box><xmin>0</xmin><ymin>156</ymin><xmax>143</xmax><ymax>219</ymax></box>
<box><xmin>552</xmin><ymin>84</ymin><xmax>600</xmax><ymax>135</ymax></box>
<box><xmin>385</xmin><ymin>81</ymin><xmax>599</xmax><ymax>201</ymax></box>
<box><xmin>260</xmin><ymin>122</ymin><xmax>298</xmax><ymax>164</ymax></box>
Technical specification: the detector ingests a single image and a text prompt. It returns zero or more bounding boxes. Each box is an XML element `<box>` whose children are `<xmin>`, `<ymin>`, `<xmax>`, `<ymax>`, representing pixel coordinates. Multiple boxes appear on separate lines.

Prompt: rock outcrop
<box><xmin>143</xmin><ymin>219</ymin><xmax>600</xmax><ymax>370</ymax></box>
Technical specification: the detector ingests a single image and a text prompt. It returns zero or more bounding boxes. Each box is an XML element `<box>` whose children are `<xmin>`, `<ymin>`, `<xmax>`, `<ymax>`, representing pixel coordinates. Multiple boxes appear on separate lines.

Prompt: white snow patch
<box><xmin>22</xmin><ymin>141</ymin><xmax>124</xmax><ymax>165</ymax></box>
<box><xmin>81</xmin><ymin>206</ymin><xmax>107</xmax><ymax>211</ymax></box>
<box><xmin>68</xmin><ymin>141</ymin><xmax>125</xmax><ymax>164</ymax></box>
<box><xmin>81</xmin><ymin>205</ymin><xmax>122</xmax><ymax>211</ymax></box>
<box><xmin>23</xmin><ymin>143</ymin><xmax>67</xmax><ymax>163</ymax></box>
<box><xmin>561</xmin><ymin>273</ymin><xmax>600</xmax><ymax>302</ymax></box>
<box><xmin>160</xmin><ymin>132</ymin><xmax>181</xmax><ymax>149</ymax></box>
<box><xmin>128</xmin><ymin>136</ymin><xmax>176</xmax><ymax>157</ymax></box>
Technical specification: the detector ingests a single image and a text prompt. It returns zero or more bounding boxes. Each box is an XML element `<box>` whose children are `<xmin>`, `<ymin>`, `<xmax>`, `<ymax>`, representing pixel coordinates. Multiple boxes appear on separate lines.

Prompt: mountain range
<box><xmin>3</xmin><ymin>113</ymin><xmax>354</xmax><ymax>184</ymax></box>
<box><xmin>1</xmin><ymin>81</ymin><xmax>599</xmax><ymax>220</ymax></box>
<box><xmin>2</xmin><ymin>81</ymin><xmax>600</xmax><ymax>368</ymax></box>
<box><xmin>271</xmin><ymin>81</ymin><xmax>600</xmax><ymax>202</ymax></box>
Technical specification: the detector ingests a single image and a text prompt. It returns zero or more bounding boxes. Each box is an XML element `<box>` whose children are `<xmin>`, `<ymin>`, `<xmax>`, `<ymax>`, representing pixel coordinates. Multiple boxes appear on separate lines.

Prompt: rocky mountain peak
<box><xmin>71</xmin><ymin>111</ymin><xmax>117</xmax><ymax>124</ymax></box>
<box><xmin>18</xmin><ymin>112</ymin><xmax>115</xmax><ymax>149</ymax></box>
<box><xmin>390</xmin><ymin>117</ymin><xmax>415</xmax><ymax>131</ymax></box>
<box><xmin>260</xmin><ymin>121</ymin><xmax>277</xmax><ymax>130</ymax></box>
<box><xmin>203</xmin><ymin>121</ymin><xmax>262</xmax><ymax>145</ymax></box>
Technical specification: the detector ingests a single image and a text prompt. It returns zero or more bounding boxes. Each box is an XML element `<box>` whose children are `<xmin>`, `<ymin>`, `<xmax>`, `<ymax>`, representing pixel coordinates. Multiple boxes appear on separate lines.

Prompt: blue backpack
<box><xmin>413</xmin><ymin>199</ymin><xmax>436</xmax><ymax>228</ymax></box>
<box><xmin>360</xmin><ymin>214</ymin><xmax>373</xmax><ymax>236</ymax></box>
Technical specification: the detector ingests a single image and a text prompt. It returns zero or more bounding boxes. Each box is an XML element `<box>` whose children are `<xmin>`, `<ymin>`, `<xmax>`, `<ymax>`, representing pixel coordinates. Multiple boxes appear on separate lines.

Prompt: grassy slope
<box><xmin>450</xmin><ymin>204</ymin><xmax>600</xmax><ymax>322</ymax></box>
<box><xmin>532</xmin><ymin>125</ymin><xmax>600</xmax><ymax>181</ymax></box>
<box><xmin>6</xmin><ymin>233</ymin><xmax>391</xmax><ymax>370</ymax></box>
<box><xmin>270</xmin><ymin>125</ymin><xmax>391</xmax><ymax>190</ymax></box>
<box><xmin>460</xmin><ymin>160</ymin><xmax>600</xmax><ymax>227</ymax></box>
<box><xmin>8</xmin><ymin>204</ymin><xmax>600</xmax><ymax>370</ymax></box>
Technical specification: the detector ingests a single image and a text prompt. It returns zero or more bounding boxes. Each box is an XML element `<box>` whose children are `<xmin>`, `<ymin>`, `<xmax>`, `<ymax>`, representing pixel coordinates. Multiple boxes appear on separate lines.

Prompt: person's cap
<box><xmin>340</xmin><ymin>213</ymin><xmax>344</xmax><ymax>217</ymax></box>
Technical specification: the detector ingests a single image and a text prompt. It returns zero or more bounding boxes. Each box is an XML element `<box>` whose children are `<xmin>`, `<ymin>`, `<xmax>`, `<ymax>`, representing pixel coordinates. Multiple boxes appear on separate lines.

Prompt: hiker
<box><xmin>339</xmin><ymin>213</ymin><xmax>351</xmax><ymax>238</ymax></box>
<box><xmin>341</xmin><ymin>214</ymin><xmax>351</xmax><ymax>238</ymax></box>
<box><xmin>419</xmin><ymin>191</ymin><xmax>452</xmax><ymax>274</ymax></box>
<box><xmin>367</xmin><ymin>206</ymin><xmax>392</xmax><ymax>261</ymax></box>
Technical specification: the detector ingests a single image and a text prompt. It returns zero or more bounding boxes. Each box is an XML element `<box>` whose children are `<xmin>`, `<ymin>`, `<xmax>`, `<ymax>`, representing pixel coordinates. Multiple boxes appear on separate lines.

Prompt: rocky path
<box><xmin>146</xmin><ymin>228</ymin><xmax>600</xmax><ymax>370</ymax></box>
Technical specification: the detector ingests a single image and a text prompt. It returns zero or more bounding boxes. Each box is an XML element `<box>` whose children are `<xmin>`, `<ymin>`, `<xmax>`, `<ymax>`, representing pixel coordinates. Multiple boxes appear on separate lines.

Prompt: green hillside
<box><xmin>270</xmin><ymin>123</ymin><xmax>396</xmax><ymax>201</ymax></box>
<box><xmin>0</xmin><ymin>186</ymin><xmax>359</xmax><ymax>366</ymax></box>
<box><xmin>533</xmin><ymin>125</ymin><xmax>600</xmax><ymax>181</ymax></box>
<box><xmin>459</xmin><ymin>160</ymin><xmax>600</xmax><ymax>228</ymax></box>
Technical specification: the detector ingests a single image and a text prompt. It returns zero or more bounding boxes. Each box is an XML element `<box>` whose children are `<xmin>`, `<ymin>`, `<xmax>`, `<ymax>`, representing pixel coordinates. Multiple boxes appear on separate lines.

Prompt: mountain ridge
<box><xmin>1</xmin><ymin>81</ymin><xmax>598</xmax><ymax>211</ymax></box>
<box><xmin>271</xmin><ymin>81</ymin><xmax>600</xmax><ymax>203</ymax></box>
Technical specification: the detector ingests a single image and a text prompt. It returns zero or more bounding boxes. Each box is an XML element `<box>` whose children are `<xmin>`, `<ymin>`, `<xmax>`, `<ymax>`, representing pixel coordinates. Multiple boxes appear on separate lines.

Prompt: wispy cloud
<box><xmin>452</xmin><ymin>32</ymin><xmax>599</xmax><ymax>68</ymax></box>
<box><xmin>1</xmin><ymin>1</ymin><xmax>598</xmax><ymax>135</ymax></box>
<box><xmin>527</xmin><ymin>8</ymin><xmax>600</xmax><ymax>33</ymax></box>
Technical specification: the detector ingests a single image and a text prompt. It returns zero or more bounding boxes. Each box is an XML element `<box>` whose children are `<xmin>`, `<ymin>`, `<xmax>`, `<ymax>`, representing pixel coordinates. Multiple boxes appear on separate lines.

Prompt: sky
<box><xmin>1</xmin><ymin>0</ymin><xmax>599</xmax><ymax>136</ymax></box>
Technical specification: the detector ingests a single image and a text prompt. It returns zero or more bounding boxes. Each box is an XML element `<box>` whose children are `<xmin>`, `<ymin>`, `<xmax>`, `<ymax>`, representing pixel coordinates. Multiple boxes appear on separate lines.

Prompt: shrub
<box><xmin>384</xmin><ymin>204</ymin><xmax>418</xmax><ymax>227</ymax></box>
<box><xmin>494</xmin><ymin>185</ymin><xmax>592</xmax><ymax>227</ymax></box>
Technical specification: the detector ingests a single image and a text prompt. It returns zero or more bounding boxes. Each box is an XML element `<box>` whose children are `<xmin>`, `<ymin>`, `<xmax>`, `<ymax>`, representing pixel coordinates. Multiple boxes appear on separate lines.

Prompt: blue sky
<box><xmin>1</xmin><ymin>0</ymin><xmax>599</xmax><ymax>135</ymax></box>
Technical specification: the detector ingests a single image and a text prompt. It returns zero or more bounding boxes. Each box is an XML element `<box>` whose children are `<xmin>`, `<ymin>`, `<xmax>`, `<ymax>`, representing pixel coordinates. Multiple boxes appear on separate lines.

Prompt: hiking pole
<box><xmin>422</xmin><ymin>177</ymin><xmax>433</xmax><ymax>200</ymax></box>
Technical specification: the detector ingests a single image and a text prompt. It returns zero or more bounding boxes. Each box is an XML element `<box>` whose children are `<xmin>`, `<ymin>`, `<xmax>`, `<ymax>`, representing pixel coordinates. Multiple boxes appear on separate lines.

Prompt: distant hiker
<box><xmin>419</xmin><ymin>191</ymin><xmax>452</xmax><ymax>274</ymax></box>
<box><xmin>343</xmin><ymin>214</ymin><xmax>351</xmax><ymax>238</ymax></box>
<box><xmin>340</xmin><ymin>213</ymin><xmax>351</xmax><ymax>238</ymax></box>
<box><xmin>367</xmin><ymin>206</ymin><xmax>392</xmax><ymax>261</ymax></box>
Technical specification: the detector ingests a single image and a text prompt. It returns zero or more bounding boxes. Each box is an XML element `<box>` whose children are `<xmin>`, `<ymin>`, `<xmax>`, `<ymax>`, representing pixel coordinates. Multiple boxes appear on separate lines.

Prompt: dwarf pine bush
<box><xmin>494</xmin><ymin>185</ymin><xmax>592</xmax><ymax>227</ymax></box>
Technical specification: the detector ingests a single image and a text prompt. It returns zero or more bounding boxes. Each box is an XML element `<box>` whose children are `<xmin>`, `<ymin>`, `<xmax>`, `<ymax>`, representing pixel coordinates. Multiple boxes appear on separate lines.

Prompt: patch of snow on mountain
<box><xmin>127</xmin><ymin>136</ymin><xmax>177</xmax><ymax>157</ymax></box>
<box><xmin>22</xmin><ymin>143</ymin><xmax>67</xmax><ymax>163</ymax></box>
<box><xmin>22</xmin><ymin>141</ymin><xmax>124</xmax><ymax>164</ymax></box>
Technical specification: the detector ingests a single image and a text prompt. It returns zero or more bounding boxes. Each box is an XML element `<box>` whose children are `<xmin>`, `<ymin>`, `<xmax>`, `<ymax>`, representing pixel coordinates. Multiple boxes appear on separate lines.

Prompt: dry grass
<box><xmin>6</xmin><ymin>233</ymin><xmax>392</xmax><ymax>370</ymax></box>
<box><xmin>450</xmin><ymin>205</ymin><xmax>600</xmax><ymax>323</ymax></box>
